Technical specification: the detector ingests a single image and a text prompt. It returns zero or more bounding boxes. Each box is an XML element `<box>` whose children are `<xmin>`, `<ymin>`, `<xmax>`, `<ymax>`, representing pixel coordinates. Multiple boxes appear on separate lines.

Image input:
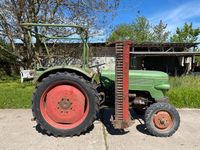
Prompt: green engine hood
<box><xmin>101</xmin><ymin>70</ymin><xmax>168</xmax><ymax>81</ymax></box>
<box><xmin>101</xmin><ymin>69</ymin><xmax>170</xmax><ymax>100</ymax></box>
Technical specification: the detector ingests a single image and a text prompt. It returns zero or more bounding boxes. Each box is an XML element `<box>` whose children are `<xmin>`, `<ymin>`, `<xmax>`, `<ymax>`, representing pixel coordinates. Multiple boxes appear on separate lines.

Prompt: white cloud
<box><xmin>149</xmin><ymin>0</ymin><xmax>200</xmax><ymax>33</ymax></box>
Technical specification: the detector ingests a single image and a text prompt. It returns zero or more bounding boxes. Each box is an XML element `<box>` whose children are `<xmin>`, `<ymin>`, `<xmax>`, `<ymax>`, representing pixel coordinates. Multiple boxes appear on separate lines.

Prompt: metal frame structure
<box><xmin>20</xmin><ymin>23</ymin><xmax>90</xmax><ymax>67</ymax></box>
<box><xmin>130</xmin><ymin>51</ymin><xmax>200</xmax><ymax>56</ymax></box>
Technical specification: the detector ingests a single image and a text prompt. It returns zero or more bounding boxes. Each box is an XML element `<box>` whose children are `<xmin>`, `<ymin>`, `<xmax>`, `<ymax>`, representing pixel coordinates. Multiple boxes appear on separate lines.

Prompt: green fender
<box><xmin>34</xmin><ymin>66</ymin><xmax>100</xmax><ymax>84</ymax></box>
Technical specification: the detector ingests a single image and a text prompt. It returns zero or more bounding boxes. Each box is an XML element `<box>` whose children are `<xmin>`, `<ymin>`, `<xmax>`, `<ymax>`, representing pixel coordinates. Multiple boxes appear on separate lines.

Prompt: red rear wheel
<box><xmin>32</xmin><ymin>72</ymin><xmax>99</xmax><ymax>136</ymax></box>
<box><xmin>40</xmin><ymin>85</ymin><xmax>89</xmax><ymax>129</ymax></box>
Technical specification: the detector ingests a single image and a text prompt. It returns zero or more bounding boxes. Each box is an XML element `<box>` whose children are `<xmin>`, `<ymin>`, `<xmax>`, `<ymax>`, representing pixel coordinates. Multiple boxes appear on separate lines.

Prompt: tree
<box><xmin>0</xmin><ymin>38</ymin><xmax>16</xmax><ymax>75</ymax></box>
<box><xmin>107</xmin><ymin>24</ymin><xmax>134</xmax><ymax>42</ymax></box>
<box><xmin>170</xmin><ymin>23</ymin><xmax>200</xmax><ymax>43</ymax></box>
<box><xmin>107</xmin><ymin>16</ymin><xmax>153</xmax><ymax>43</ymax></box>
<box><xmin>0</xmin><ymin>0</ymin><xmax>119</xmax><ymax>69</ymax></box>
<box><xmin>152</xmin><ymin>20</ymin><xmax>169</xmax><ymax>43</ymax></box>
<box><xmin>132</xmin><ymin>16</ymin><xmax>152</xmax><ymax>43</ymax></box>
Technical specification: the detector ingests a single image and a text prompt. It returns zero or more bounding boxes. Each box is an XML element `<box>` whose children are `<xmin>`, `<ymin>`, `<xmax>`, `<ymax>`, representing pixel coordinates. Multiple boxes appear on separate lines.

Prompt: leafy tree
<box><xmin>152</xmin><ymin>20</ymin><xmax>169</xmax><ymax>43</ymax></box>
<box><xmin>107</xmin><ymin>24</ymin><xmax>134</xmax><ymax>42</ymax></box>
<box><xmin>170</xmin><ymin>23</ymin><xmax>200</xmax><ymax>43</ymax></box>
<box><xmin>107</xmin><ymin>16</ymin><xmax>153</xmax><ymax>43</ymax></box>
<box><xmin>132</xmin><ymin>16</ymin><xmax>153</xmax><ymax>43</ymax></box>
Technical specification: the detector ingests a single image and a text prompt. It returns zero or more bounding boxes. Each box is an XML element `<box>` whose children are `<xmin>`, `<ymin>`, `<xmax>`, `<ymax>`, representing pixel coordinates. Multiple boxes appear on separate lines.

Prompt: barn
<box><xmin>16</xmin><ymin>42</ymin><xmax>200</xmax><ymax>76</ymax></box>
<box><xmin>91</xmin><ymin>42</ymin><xmax>200</xmax><ymax>76</ymax></box>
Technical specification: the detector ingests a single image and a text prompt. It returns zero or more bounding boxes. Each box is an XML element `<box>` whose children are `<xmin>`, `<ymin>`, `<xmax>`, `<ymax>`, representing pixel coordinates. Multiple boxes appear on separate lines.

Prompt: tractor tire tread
<box><xmin>144</xmin><ymin>102</ymin><xmax>180</xmax><ymax>137</ymax></box>
<box><xmin>32</xmin><ymin>72</ymin><xmax>100</xmax><ymax>137</ymax></box>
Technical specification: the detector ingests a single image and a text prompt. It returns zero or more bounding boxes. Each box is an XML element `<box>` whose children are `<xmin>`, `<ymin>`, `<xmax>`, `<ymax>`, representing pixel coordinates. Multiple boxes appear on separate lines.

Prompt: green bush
<box><xmin>195</xmin><ymin>56</ymin><xmax>200</xmax><ymax>64</ymax></box>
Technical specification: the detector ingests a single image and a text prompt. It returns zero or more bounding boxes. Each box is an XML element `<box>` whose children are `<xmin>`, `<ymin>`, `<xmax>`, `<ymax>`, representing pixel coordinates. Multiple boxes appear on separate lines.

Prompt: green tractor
<box><xmin>21</xmin><ymin>23</ymin><xmax>180</xmax><ymax>137</ymax></box>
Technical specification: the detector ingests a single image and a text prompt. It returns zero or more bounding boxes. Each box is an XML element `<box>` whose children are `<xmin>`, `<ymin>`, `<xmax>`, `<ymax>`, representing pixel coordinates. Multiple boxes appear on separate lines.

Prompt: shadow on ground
<box><xmin>99</xmin><ymin>108</ymin><xmax>151</xmax><ymax>136</ymax></box>
<box><xmin>32</xmin><ymin>108</ymin><xmax>150</xmax><ymax>136</ymax></box>
<box><xmin>33</xmin><ymin>123</ymin><xmax>94</xmax><ymax>137</ymax></box>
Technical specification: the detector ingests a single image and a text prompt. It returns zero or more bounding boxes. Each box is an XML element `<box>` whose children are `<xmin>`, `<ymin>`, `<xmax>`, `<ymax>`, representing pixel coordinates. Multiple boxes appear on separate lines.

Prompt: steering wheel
<box><xmin>89</xmin><ymin>63</ymin><xmax>105</xmax><ymax>74</ymax></box>
<box><xmin>89</xmin><ymin>63</ymin><xmax>105</xmax><ymax>68</ymax></box>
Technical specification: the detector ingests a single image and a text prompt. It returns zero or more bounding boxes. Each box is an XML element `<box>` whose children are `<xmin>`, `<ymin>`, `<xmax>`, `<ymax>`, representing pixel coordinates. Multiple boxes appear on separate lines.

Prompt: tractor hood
<box><xmin>101</xmin><ymin>70</ymin><xmax>170</xmax><ymax>92</ymax></box>
<box><xmin>101</xmin><ymin>70</ymin><xmax>169</xmax><ymax>81</ymax></box>
<box><xmin>129</xmin><ymin>70</ymin><xmax>168</xmax><ymax>79</ymax></box>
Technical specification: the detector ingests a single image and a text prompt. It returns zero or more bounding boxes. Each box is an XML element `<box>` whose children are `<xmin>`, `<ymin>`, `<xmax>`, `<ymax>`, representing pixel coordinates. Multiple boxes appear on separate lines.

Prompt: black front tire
<box><xmin>145</xmin><ymin>102</ymin><xmax>180</xmax><ymax>137</ymax></box>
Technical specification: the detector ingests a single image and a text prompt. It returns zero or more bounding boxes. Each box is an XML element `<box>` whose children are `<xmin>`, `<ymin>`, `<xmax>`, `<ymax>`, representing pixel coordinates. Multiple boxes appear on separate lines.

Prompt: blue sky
<box><xmin>15</xmin><ymin>0</ymin><xmax>200</xmax><ymax>43</ymax></box>
<box><xmin>91</xmin><ymin>0</ymin><xmax>200</xmax><ymax>42</ymax></box>
<box><xmin>112</xmin><ymin>0</ymin><xmax>200</xmax><ymax>32</ymax></box>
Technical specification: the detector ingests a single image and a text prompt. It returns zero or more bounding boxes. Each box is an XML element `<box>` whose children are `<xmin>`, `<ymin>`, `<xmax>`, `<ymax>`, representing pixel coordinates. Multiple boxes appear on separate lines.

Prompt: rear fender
<box><xmin>34</xmin><ymin>66</ymin><xmax>99</xmax><ymax>84</ymax></box>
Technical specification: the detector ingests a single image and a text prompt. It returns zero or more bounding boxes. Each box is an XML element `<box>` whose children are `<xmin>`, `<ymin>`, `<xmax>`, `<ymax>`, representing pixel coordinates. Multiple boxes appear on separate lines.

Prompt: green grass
<box><xmin>0</xmin><ymin>76</ymin><xmax>200</xmax><ymax>108</ymax></box>
<box><xmin>0</xmin><ymin>80</ymin><xmax>34</xmax><ymax>108</ymax></box>
<box><xmin>0</xmin><ymin>75</ymin><xmax>20</xmax><ymax>82</ymax></box>
<box><xmin>167</xmin><ymin>76</ymin><xmax>200</xmax><ymax>108</ymax></box>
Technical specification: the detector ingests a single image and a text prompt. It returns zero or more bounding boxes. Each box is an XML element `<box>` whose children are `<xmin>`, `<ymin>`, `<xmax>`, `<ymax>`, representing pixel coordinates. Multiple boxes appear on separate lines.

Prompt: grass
<box><xmin>0</xmin><ymin>75</ymin><xmax>200</xmax><ymax>108</ymax></box>
<box><xmin>0</xmin><ymin>80</ymin><xmax>34</xmax><ymax>108</ymax></box>
<box><xmin>167</xmin><ymin>76</ymin><xmax>200</xmax><ymax>108</ymax></box>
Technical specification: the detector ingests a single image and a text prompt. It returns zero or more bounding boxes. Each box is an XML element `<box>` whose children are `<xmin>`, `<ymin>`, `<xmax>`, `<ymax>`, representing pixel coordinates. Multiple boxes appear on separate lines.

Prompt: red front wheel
<box><xmin>145</xmin><ymin>102</ymin><xmax>180</xmax><ymax>137</ymax></box>
<box><xmin>32</xmin><ymin>72</ymin><xmax>99</xmax><ymax>137</ymax></box>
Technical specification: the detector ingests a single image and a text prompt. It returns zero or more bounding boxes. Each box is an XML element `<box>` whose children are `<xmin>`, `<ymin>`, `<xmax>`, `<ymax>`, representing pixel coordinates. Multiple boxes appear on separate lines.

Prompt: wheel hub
<box><xmin>153</xmin><ymin>111</ymin><xmax>173</xmax><ymax>130</ymax></box>
<box><xmin>58</xmin><ymin>98</ymin><xmax>72</xmax><ymax>111</ymax></box>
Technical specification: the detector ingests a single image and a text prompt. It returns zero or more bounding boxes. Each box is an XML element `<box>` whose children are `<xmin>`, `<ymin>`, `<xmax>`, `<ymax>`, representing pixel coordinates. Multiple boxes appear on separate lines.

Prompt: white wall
<box><xmin>89</xmin><ymin>57</ymin><xmax>115</xmax><ymax>70</ymax></box>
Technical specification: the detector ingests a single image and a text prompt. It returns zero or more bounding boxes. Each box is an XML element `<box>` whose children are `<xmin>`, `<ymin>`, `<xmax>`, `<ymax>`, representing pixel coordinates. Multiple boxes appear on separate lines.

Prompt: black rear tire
<box><xmin>32</xmin><ymin>72</ymin><xmax>99</xmax><ymax>137</ymax></box>
<box><xmin>145</xmin><ymin>102</ymin><xmax>180</xmax><ymax>137</ymax></box>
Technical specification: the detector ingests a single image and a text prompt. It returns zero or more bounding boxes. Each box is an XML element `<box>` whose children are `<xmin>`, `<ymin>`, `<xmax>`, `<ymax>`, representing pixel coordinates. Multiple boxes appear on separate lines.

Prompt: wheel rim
<box><xmin>153</xmin><ymin>111</ymin><xmax>173</xmax><ymax>130</ymax></box>
<box><xmin>40</xmin><ymin>84</ymin><xmax>89</xmax><ymax>129</ymax></box>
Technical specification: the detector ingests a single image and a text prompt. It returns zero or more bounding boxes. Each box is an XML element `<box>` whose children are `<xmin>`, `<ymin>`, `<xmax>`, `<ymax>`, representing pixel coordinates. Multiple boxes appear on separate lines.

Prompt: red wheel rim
<box><xmin>40</xmin><ymin>84</ymin><xmax>89</xmax><ymax>129</ymax></box>
<box><xmin>153</xmin><ymin>111</ymin><xmax>173</xmax><ymax>130</ymax></box>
